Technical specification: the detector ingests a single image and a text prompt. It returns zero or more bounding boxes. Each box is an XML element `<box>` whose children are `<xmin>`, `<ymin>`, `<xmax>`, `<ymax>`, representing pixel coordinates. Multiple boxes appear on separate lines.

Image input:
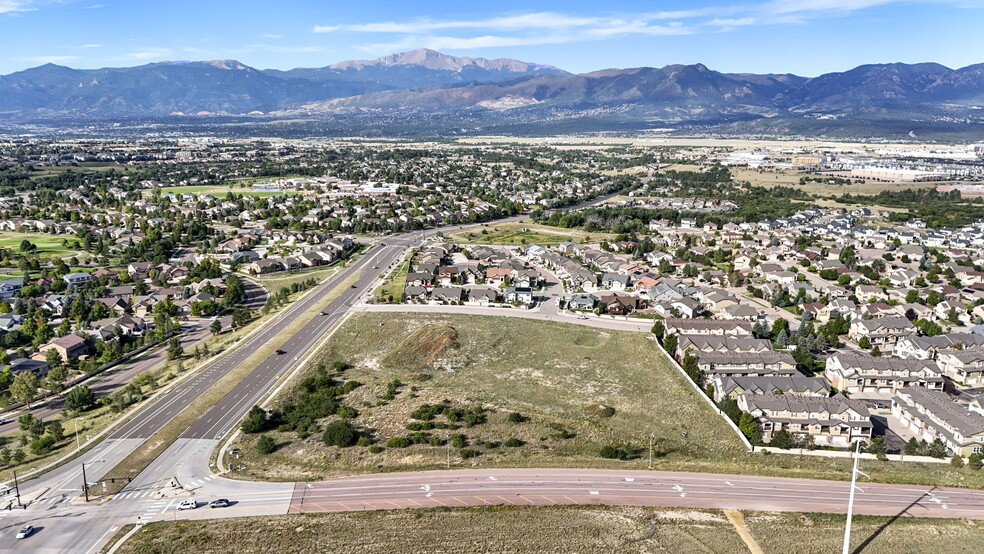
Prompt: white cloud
<box><xmin>262</xmin><ymin>33</ymin><xmax>281</xmax><ymax>39</ymax></box>
<box><xmin>321</xmin><ymin>2</ymin><xmax>962</xmax><ymax>54</ymax></box>
<box><xmin>81</xmin><ymin>43</ymin><xmax>103</xmax><ymax>48</ymax></box>
<box><xmin>126</xmin><ymin>48</ymin><xmax>173</xmax><ymax>60</ymax></box>
<box><xmin>0</xmin><ymin>0</ymin><xmax>34</xmax><ymax>14</ymax></box>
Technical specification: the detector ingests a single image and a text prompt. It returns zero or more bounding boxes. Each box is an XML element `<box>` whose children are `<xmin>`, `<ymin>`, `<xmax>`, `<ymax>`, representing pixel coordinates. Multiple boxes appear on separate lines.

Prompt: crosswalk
<box><xmin>111</xmin><ymin>474</ymin><xmax>218</xmax><ymax>502</ymax></box>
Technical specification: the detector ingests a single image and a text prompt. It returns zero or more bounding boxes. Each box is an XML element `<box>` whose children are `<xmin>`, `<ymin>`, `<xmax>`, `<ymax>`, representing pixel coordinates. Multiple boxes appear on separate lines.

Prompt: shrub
<box><xmin>256</xmin><ymin>434</ymin><xmax>277</xmax><ymax>455</ymax></box>
<box><xmin>599</xmin><ymin>445</ymin><xmax>620</xmax><ymax>459</ymax></box>
<box><xmin>507</xmin><ymin>412</ymin><xmax>524</xmax><ymax>424</ymax></box>
<box><xmin>323</xmin><ymin>421</ymin><xmax>357</xmax><ymax>448</ymax></box>
<box><xmin>240</xmin><ymin>405</ymin><xmax>270</xmax><ymax>434</ymax></box>
<box><xmin>336</xmin><ymin>405</ymin><xmax>358</xmax><ymax>419</ymax></box>
<box><xmin>450</xmin><ymin>434</ymin><xmax>467</xmax><ymax>448</ymax></box>
<box><xmin>504</xmin><ymin>438</ymin><xmax>523</xmax><ymax>447</ymax></box>
<box><xmin>30</xmin><ymin>434</ymin><xmax>57</xmax><ymax>456</ymax></box>
<box><xmin>459</xmin><ymin>448</ymin><xmax>480</xmax><ymax>459</ymax></box>
<box><xmin>356</xmin><ymin>436</ymin><xmax>372</xmax><ymax>447</ymax></box>
<box><xmin>951</xmin><ymin>454</ymin><xmax>965</xmax><ymax>468</ymax></box>
<box><xmin>368</xmin><ymin>445</ymin><xmax>383</xmax><ymax>454</ymax></box>
<box><xmin>387</xmin><ymin>437</ymin><xmax>412</xmax><ymax>448</ymax></box>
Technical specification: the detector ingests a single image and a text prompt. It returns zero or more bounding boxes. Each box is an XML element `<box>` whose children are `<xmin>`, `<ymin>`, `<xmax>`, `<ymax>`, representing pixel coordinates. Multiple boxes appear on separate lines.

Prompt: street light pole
<box><xmin>648</xmin><ymin>434</ymin><xmax>654</xmax><ymax>470</ymax></box>
<box><xmin>842</xmin><ymin>440</ymin><xmax>869</xmax><ymax>554</ymax></box>
<box><xmin>12</xmin><ymin>471</ymin><xmax>22</xmax><ymax>509</ymax></box>
<box><xmin>74</xmin><ymin>418</ymin><xmax>83</xmax><ymax>453</ymax></box>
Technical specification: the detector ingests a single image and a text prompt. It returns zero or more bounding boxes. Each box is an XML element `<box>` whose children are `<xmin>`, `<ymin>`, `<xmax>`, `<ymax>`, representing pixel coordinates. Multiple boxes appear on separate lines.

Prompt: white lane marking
<box><xmin>625</xmin><ymin>478</ymin><xmax>634</xmax><ymax>482</ymax></box>
<box><xmin>589</xmin><ymin>491</ymin><xmax>599</xmax><ymax>495</ymax></box>
<box><xmin>488</xmin><ymin>476</ymin><xmax>497</xmax><ymax>481</ymax></box>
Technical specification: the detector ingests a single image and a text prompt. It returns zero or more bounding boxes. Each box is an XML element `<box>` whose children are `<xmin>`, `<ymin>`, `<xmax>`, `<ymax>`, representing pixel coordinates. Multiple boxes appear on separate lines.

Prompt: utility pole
<box><xmin>12</xmin><ymin>471</ymin><xmax>22</xmax><ymax>509</ymax></box>
<box><xmin>446</xmin><ymin>429</ymin><xmax>451</xmax><ymax>469</ymax></box>
<box><xmin>82</xmin><ymin>462</ymin><xmax>90</xmax><ymax>502</ymax></box>
<box><xmin>842</xmin><ymin>440</ymin><xmax>869</xmax><ymax>554</ymax></box>
<box><xmin>648</xmin><ymin>434</ymin><xmax>654</xmax><ymax>470</ymax></box>
<box><xmin>74</xmin><ymin>417</ymin><xmax>83</xmax><ymax>453</ymax></box>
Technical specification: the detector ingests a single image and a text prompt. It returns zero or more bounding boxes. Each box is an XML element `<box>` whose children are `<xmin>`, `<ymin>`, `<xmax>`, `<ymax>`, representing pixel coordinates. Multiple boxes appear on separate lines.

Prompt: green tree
<box><xmin>768</xmin><ymin>429</ymin><xmax>796</xmax><ymax>449</ymax></box>
<box><xmin>10</xmin><ymin>371</ymin><xmax>39</xmax><ymax>407</ymax></box>
<box><xmin>651</xmin><ymin>320</ymin><xmax>664</xmax><ymax>339</ymax></box>
<box><xmin>47</xmin><ymin>420</ymin><xmax>64</xmax><ymax>441</ymax></box>
<box><xmin>865</xmin><ymin>436</ymin><xmax>888</xmax><ymax>460</ymax></box>
<box><xmin>210</xmin><ymin>319</ymin><xmax>222</xmax><ymax>335</ymax></box>
<box><xmin>951</xmin><ymin>454</ymin><xmax>965</xmax><ymax>468</ymax></box>
<box><xmin>30</xmin><ymin>434</ymin><xmax>56</xmax><ymax>455</ymax></box>
<box><xmin>64</xmin><ymin>385</ymin><xmax>96</xmax><ymax>413</ymax></box>
<box><xmin>166</xmin><ymin>337</ymin><xmax>184</xmax><ymax>360</ymax></box>
<box><xmin>662</xmin><ymin>333</ymin><xmax>678</xmax><ymax>356</ymax></box>
<box><xmin>927</xmin><ymin>438</ymin><xmax>947</xmax><ymax>459</ymax></box>
<box><xmin>858</xmin><ymin>336</ymin><xmax>871</xmax><ymax>349</ymax></box>
<box><xmin>738</xmin><ymin>413</ymin><xmax>760</xmax><ymax>443</ymax></box>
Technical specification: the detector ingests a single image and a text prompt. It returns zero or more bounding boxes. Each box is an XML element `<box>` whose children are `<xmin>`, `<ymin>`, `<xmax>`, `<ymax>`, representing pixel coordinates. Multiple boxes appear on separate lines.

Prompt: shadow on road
<box><xmin>851</xmin><ymin>487</ymin><xmax>933</xmax><ymax>553</ymax></box>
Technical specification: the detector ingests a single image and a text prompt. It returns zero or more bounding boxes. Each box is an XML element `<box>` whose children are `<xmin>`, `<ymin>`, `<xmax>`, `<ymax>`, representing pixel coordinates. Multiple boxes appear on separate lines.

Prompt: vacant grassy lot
<box><xmin>445</xmin><ymin>222</ymin><xmax>616</xmax><ymax>246</ymax></box>
<box><xmin>731</xmin><ymin>167</ymin><xmax>938</xmax><ymax>198</ymax></box>
<box><xmin>227</xmin><ymin>313</ymin><xmax>740</xmax><ymax>481</ymax></box>
<box><xmin>0</xmin><ymin>231</ymin><xmax>80</xmax><ymax>258</ymax></box>
<box><xmin>227</xmin><ymin>312</ymin><xmax>984</xmax><ymax>488</ymax></box>
<box><xmin>114</xmin><ymin>506</ymin><xmax>984</xmax><ymax>554</ymax></box>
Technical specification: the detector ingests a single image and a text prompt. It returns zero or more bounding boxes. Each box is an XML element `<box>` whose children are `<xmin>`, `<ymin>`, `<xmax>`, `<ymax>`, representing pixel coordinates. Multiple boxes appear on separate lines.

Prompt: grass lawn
<box><xmin>149</xmin><ymin>185</ymin><xmax>288</xmax><ymax>198</ymax></box>
<box><xmin>113</xmin><ymin>506</ymin><xmax>984</xmax><ymax>553</ymax></box>
<box><xmin>445</xmin><ymin>221</ymin><xmax>616</xmax><ymax>246</ymax></box>
<box><xmin>247</xmin><ymin>266</ymin><xmax>341</xmax><ymax>293</ymax></box>
<box><xmin>226</xmin><ymin>313</ymin><xmax>740</xmax><ymax>481</ymax></box>
<box><xmin>372</xmin><ymin>253</ymin><xmax>410</xmax><ymax>302</ymax></box>
<box><xmin>0</xmin><ymin>231</ymin><xmax>81</xmax><ymax>258</ymax></box>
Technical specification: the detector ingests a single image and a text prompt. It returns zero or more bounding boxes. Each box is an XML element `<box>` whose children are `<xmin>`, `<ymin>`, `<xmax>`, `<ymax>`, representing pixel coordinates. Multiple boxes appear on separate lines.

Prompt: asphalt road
<box><xmin>281</xmin><ymin>468</ymin><xmax>984</xmax><ymax>520</ymax></box>
<box><xmin>0</xmin><ymin>279</ymin><xmax>268</xmax><ymax>438</ymax></box>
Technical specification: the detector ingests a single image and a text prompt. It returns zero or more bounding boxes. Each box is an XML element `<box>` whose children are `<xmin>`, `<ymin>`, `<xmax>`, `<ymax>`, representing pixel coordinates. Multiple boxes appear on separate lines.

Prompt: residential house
<box><xmin>663</xmin><ymin>318</ymin><xmax>753</xmax><ymax>337</ymax></box>
<box><xmin>64</xmin><ymin>272</ymin><xmax>93</xmax><ymax>287</ymax></box>
<box><xmin>936</xmin><ymin>350</ymin><xmax>984</xmax><ymax>387</ymax></box>
<box><xmin>37</xmin><ymin>334</ymin><xmax>90</xmax><ymax>361</ymax></box>
<box><xmin>695</xmin><ymin>351</ymin><xmax>799</xmax><ymax>377</ymax></box>
<box><xmin>825</xmin><ymin>354</ymin><xmax>945</xmax><ymax>394</ymax></box>
<box><xmin>739</xmin><ymin>393</ymin><xmax>872</xmax><ymax>447</ymax></box>
<box><xmin>849</xmin><ymin>316</ymin><xmax>915</xmax><ymax>351</ymax></box>
<box><xmin>567</xmin><ymin>293</ymin><xmax>598</xmax><ymax>311</ymax></box>
<box><xmin>712</xmin><ymin>375</ymin><xmax>830</xmax><ymax>403</ymax></box>
<box><xmin>892</xmin><ymin>387</ymin><xmax>984</xmax><ymax>456</ymax></box>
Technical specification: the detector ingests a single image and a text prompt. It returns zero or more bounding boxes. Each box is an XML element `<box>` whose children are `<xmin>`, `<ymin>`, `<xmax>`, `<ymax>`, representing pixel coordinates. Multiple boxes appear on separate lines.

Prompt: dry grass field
<box><xmin>114</xmin><ymin>506</ymin><xmax>984</xmax><ymax>554</ymax></box>
<box><xmin>225</xmin><ymin>313</ymin><xmax>740</xmax><ymax>481</ymax></box>
<box><xmin>444</xmin><ymin>221</ymin><xmax>616</xmax><ymax>246</ymax></box>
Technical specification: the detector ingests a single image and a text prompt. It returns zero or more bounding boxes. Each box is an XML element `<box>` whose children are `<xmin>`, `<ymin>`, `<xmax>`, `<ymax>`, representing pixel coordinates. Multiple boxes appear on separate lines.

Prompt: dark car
<box><xmin>209</xmin><ymin>499</ymin><xmax>230</xmax><ymax>508</ymax></box>
<box><xmin>276</xmin><ymin>349</ymin><xmax>286</xmax><ymax>355</ymax></box>
<box><xmin>351</xmin><ymin>285</ymin><xmax>357</xmax><ymax>288</ymax></box>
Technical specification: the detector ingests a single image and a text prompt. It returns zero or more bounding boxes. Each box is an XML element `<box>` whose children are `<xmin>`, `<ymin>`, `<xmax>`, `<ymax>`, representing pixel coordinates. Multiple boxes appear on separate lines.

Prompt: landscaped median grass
<box><xmin>112</xmin><ymin>506</ymin><xmax>984</xmax><ymax>553</ymax></box>
<box><xmin>98</xmin><ymin>270</ymin><xmax>361</xmax><ymax>495</ymax></box>
<box><xmin>372</xmin><ymin>252</ymin><xmax>410</xmax><ymax>302</ymax></box>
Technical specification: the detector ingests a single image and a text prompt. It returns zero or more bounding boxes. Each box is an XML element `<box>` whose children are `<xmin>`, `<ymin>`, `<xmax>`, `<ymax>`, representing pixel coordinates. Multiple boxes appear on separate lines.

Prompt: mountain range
<box><xmin>1</xmin><ymin>49</ymin><xmax>983</xmax><ymax>134</ymax></box>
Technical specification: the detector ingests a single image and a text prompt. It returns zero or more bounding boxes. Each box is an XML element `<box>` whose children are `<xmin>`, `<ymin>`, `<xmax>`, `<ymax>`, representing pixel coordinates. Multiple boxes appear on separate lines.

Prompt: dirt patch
<box><xmin>380</xmin><ymin>324</ymin><xmax>459</xmax><ymax>371</ymax></box>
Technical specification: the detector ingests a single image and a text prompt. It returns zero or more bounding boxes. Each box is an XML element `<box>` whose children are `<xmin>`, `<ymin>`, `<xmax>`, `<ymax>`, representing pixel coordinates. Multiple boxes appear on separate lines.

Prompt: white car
<box><xmin>177</xmin><ymin>499</ymin><xmax>198</xmax><ymax>510</ymax></box>
<box><xmin>16</xmin><ymin>525</ymin><xmax>34</xmax><ymax>539</ymax></box>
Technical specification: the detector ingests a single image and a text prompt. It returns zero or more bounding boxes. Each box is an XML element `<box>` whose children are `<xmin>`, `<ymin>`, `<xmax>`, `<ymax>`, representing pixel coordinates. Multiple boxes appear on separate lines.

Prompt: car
<box><xmin>16</xmin><ymin>525</ymin><xmax>33</xmax><ymax>539</ymax></box>
<box><xmin>177</xmin><ymin>499</ymin><xmax>197</xmax><ymax>510</ymax></box>
<box><xmin>209</xmin><ymin>499</ymin><xmax>230</xmax><ymax>508</ymax></box>
<box><xmin>0</xmin><ymin>417</ymin><xmax>7</xmax><ymax>425</ymax></box>
<box><xmin>577</xmin><ymin>315</ymin><xmax>588</xmax><ymax>320</ymax></box>
<box><xmin>351</xmin><ymin>285</ymin><xmax>357</xmax><ymax>288</ymax></box>
<box><xmin>276</xmin><ymin>349</ymin><xmax>286</xmax><ymax>355</ymax></box>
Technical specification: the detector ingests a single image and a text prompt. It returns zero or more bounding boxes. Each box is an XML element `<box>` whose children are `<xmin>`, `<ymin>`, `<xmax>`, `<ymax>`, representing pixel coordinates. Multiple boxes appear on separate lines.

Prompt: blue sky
<box><xmin>0</xmin><ymin>0</ymin><xmax>981</xmax><ymax>76</ymax></box>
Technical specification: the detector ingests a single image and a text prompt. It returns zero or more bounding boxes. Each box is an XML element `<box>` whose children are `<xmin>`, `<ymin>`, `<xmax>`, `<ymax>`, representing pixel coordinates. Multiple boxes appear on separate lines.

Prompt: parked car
<box><xmin>16</xmin><ymin>525</ymin><xmax>34</xmax><ymax>539</ymax></box>
<box><xmin>209</xmin><ymin>499</ymin><xmax>230</xmax><ymax>508</ymax></box>
<box><xmin>177</xmin><ymin>499</ymin><xmax>197</xmax><ymax>510</ymax></box>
